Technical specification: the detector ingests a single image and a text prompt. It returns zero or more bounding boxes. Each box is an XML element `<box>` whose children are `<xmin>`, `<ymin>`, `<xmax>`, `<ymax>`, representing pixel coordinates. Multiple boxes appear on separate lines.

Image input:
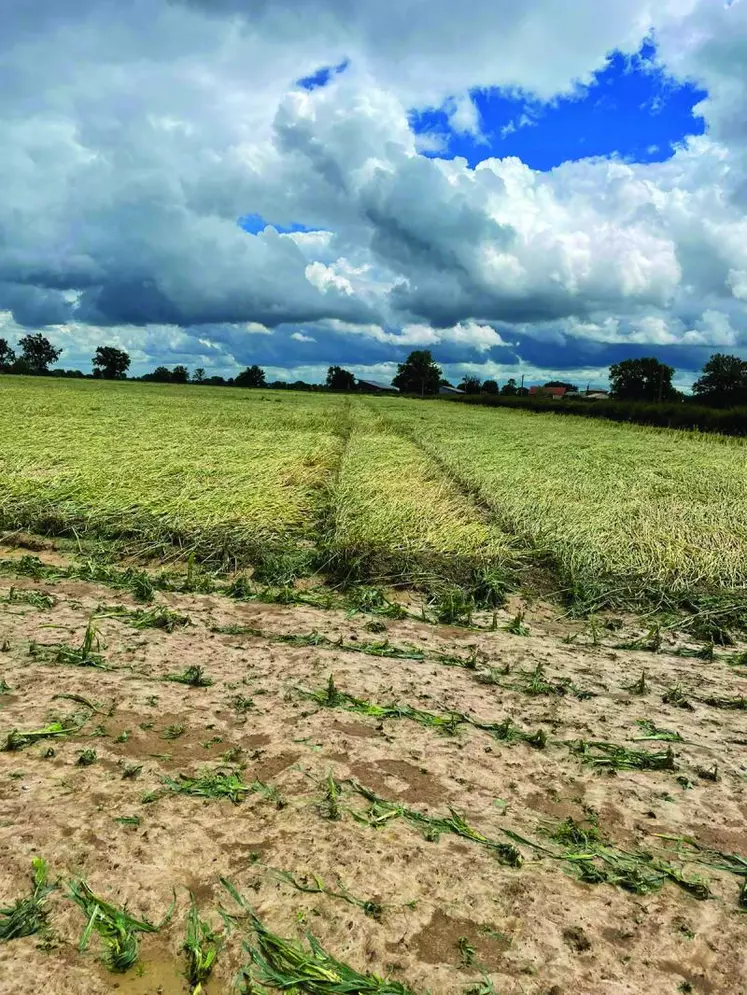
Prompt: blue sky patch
<box><xmin>297</xmin><ymin>58</ymin><xmax>350</xmax><ymax>91</ymax></box>
<box><xmin>410</xmin><ymin>42</ymin><xmax>707</xmax><ymax>170</ymax></box>
<box><xmin>238</xmin><ymin>214</ymin><xmax>318</xmax><ymax>235</ymax></box>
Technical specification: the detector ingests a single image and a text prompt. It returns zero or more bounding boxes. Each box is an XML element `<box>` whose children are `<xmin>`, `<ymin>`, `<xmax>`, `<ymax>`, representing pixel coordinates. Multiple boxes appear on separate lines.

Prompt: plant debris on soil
<box><xmin>1</xmin><ymin>539</ymin><xmax>747</xmax><ymax>994</ymax></box>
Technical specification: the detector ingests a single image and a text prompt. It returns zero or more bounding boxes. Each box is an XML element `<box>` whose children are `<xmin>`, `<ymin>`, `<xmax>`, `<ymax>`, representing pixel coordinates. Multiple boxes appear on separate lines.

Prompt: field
<box><xmin>1</xmin><ymin>376</ymin><xmax>747</xmax><ymax>995</ymax></box>
<box><xmin>2</xmin><ymin>376</ymin><xmax>747</xmax><ymax>609</ymax></box>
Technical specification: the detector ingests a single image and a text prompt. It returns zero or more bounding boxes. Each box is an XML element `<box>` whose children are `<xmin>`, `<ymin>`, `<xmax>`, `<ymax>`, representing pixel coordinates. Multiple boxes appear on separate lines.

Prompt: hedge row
<box><xmin>446</xmin><ymin>393</ymin><xmax>747</xmax><ymax>436</ymax></box>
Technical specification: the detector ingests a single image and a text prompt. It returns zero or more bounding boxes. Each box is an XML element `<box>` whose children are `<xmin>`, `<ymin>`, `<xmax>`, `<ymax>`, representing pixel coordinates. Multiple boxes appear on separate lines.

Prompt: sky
<box><xmin>1</xmin><ymin>1</ymin><xmax>747</xmax><ymax>390</ymax></box>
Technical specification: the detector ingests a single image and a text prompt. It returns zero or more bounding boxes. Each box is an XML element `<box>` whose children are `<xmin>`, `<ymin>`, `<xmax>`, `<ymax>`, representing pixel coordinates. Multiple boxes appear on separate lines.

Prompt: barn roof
<box><xmin>356</xmin><ymin>379</ymin><xmax>398</xmax><ymax>392</ymax></box>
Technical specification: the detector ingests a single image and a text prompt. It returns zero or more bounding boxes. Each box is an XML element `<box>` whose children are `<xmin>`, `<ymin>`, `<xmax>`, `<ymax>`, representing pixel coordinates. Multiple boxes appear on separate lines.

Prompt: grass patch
<box><xmin>214</xmin><ymin>625</ymin><xmax>428</xmax><ymax>661</ymax></box>
<box><xmin>701</xmin><ymin>694</ymin><xmax>747</xmax><ymax>710</ymax></box>
<box><xmin>655</xmin><ymin>835</ymin><xmax>747</xmax><ymax>907</ymax></box>
<box><xmin>221</xmin><ymin>880</ymin><xmax>416</xmax><ymax>994</ymax></box>
<box><xmin>299</xmin><ymin>676</ymin><xmax>548</xmax><ymax>748</ymax></box>
<box><xmin>299</xmin><ymin>677</ymin><xmax>462</xmax><ymax>735</ymax></box>
<box><xmin>162</xmin><ymin>723</ymin><xmax>186</xmax><ymax>740</ymax></box>
<box><xmin>506</xmin><ymin>818</ymin><xmax>711</xmax><ymax>900</ymax></box>
<box><xmin>633</xmin><ymin>719</ymin><xmax>682</xmax><ymax>742</ymax></box>
<box><xmin>347</xmin><ymin>780</ymin><xmax>523</xmax><ymax>867</ymax></box>
<box><xmin>3</xmin><ymin>720</ymin><xmax>79</xmax><ymax>752</ymax></box>
<box><xmin>30</xmin><ymin>620</ymin><xmax>107</xmax><ymax>669</ymax></box>
<box><xmin>2</xmin><ymin>586</ymin><xmax>56</xmax><ymax>610</ymax></box>
<box><xmin>0</xmin><ymin>858</ymin><xmax>53</xmax><ymax>941</ymax></box>
<box><xmin>148</xmin><ymin>768</ymin><xmax>282</xmax><ymax>807</ymax></box>
<box><xmin>269</xmin><ymin>867</ymin><xmax>385</xmax><ymax>920</ymax></box>
<box><xmin>95</xmin><ymin>604</ymin><xmax>191</xmax><ymax>632</ymax></box>
<box><xmin>215</xmin><ymin>623</ymin><xmax>495</xmax><ymax>675</ymax></box>
<box><xmin>570</xmin><ymin>740</ymin><xmax>677</xmax><ymax>771</ymax></box>
<box><xmin>183</xmin><ymin>894</ymin><xmax>221</xmax><ymax>994</ymax></box>
<box><xmin>320</xmin><ymin>771</ymin><xmax>342</xmax><ymax>821</ymax></box>
<box><xmin>510</xmin><ymin>661</ymin><xmax>593</xmax><ymax>699</ymax></box>
<box><xmin>69</xmin><ymin>879</ymin><xmax>172</xmax><ymax>972</ymax></box>
<box><xmin>662</xmin><ymin>685</ymin><xmax>694</xmax><ymax>710</ymax></box>
<box><xmin>165</xmin><ymin>665</ymin><xmax>213</xmax><ymax>687</ymax></box>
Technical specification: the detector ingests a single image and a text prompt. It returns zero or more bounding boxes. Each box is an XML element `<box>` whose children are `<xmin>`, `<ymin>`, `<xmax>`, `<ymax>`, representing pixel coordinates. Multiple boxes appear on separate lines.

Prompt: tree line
<box><xmin>391</xmin><ymin>349</ymin><xmax>747</xmax><ymax>408</ymax></box>
<box><xmin>2</xmin><ymin>334</ymin><xmax>747</xmax><ymax>410</ymax></box>
<box><xmin>0</xmin><ymin>337</ymin><xmax>362</xmax><ymax>392</ymax></box>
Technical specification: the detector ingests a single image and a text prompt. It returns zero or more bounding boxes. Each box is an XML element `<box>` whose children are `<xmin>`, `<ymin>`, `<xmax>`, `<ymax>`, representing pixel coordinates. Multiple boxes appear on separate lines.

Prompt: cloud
<box><xmin>1</xmin><ymin>0</ymin><xmax>747</xmax><ymax>386</ymax></box>
<box><xmin>445</xmin><ymin>94</ymin><xmax>483</xmax><ymax>137</ymax></box>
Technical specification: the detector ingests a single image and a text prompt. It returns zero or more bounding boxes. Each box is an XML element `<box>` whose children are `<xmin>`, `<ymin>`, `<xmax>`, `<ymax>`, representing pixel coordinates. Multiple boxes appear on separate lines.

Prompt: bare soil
<box><xmin>1</xmin><ymin>556</ymin><xmax>747</xmax><ymax>994</ymax></box>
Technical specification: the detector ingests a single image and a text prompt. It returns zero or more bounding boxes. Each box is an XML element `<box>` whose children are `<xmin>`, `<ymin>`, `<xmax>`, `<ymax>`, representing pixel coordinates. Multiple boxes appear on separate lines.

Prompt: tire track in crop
<box><xmin>361</xmin><ymin>399</ymin><xmax>497</xmax><ymax>524</ymax></box>
<box><xmin>312</xmin><ymin>396</ymin><xmax>355</xmax><ymax>574</ymax></box>
<box><xmin>361</xmin><ymin>399</ymin><xmax>547</xmax><ymax>589</ymax></box>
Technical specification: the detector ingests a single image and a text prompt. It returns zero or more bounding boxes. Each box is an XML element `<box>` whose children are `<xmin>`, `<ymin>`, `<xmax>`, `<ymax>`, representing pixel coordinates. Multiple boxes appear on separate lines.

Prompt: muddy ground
<box><xmin>1</xmin><ymin>548</ymin><xmax>746</xmax><ymax>995</ymax></box>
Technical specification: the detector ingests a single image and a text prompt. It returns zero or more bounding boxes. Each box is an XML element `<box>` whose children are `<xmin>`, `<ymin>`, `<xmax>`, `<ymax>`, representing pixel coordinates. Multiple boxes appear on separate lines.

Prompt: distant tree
<box><xmin>481</xmin><ymin>379</ymin><xmax>499</xmax><ymax>395</ymax></box>
<box><xmin>192</xmin><ymin>367</ymin><xmax>206</xmax><ymax>384</ymax></box>
<box><xmin>204</xmin><ymin>375</ymin><xmax>227</xmax><ymax>386</ymax></box>
<box><xmin>0</xmin><ymin>338</ymin><xmax>15</xmax><ymax>372</ymax></box>
<box><xmin>544</xmin><ymin>380</ymin><xmax>578</xmax><ymax>393</ymax></box>
<box><xmin>609</xmin><ymin>357</ymin><xmax>677</xmax><ymax>402</ymax></box>
<box><xmin>692</xmin><ymin>353</ymin><xmax>747</xmax><ymax>406</ymax></box>
<box><xmin>458</xmin><ymin>375</ymin><xmax>482</xmax><ymax>394</ymax></box>
<box><xmin>92</xmin><ymin>345</ymin><xmax>130</xmax><ymax>380</ymax></box>
<box><xmin>235</xmin><ymin>364</ymin><xmax>267</xmax><ymax>388</ymax></box>
<box><xmin>392</xmin><ymin>350</ymin><xmax>442</xmax><ymax>396</ymax></box>
<box><xmin>148</xmin><ymin>366</ymin><xmax>172</xmax><ymax>382</ymax></box>
<box><xmin>326</xmin><ymin>365</ymin><xmax>356</xmax><ymax>391</ymax></box>
<box><xmin>18</xmin><ymin>333</ymin><xmax>61</xmax><ymax>374</ymax></box>
<box><xmin>171</xmin><ymin>365</ymin><xmax>189</xmax><ymax>384</ymax></box>
<box><xmin>500</xmin><ymin>378</ymin><xmax>518</xmax><ymax>396</ymax></box>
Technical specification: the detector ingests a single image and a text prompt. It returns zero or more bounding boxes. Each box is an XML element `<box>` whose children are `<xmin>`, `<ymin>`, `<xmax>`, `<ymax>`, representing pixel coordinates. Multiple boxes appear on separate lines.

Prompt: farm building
<box><xmin>565</xmin><ymin>389</ymin><xmax>610</xmax><ymax>401</ymax></box>
<box><xmin>529</xmin><ymin>385</ymin><xmax>567</xmax><ymax>399</ymax></box>
<box><xmin>438</xmin><ymin>384</ymin><xmax>464</xmax><ymax>396</ymax></box>
<box><xmin>356</xmin><ymin>379</ymin><xmax>399</xmax><ymax>394</ymax></box>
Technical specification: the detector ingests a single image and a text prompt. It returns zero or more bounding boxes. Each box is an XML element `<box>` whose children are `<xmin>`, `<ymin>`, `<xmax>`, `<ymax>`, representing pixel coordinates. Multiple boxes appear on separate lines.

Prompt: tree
<box><xmin>544</xmin><ymin>380</ymin><xmax>578</xmax><ymax>393</ymax></box>
<box><xmin>235</xmin><ymin>364</ymin><xmax>266</xmax><ymax>388</ymax></box>
<box><xmin>392</xmin><ymin>350</ymin><xmax>442</xmax><ymax>396</ymax></box>
<box><xmin>0</xmin><ymin>338</ymin><xmax>15</xmax><ymax>372</ymax></box>
<box><xmin>500</xmin><ymin>378</ymin><xmax>518</xmax><ymax>396</ymax></box>
<box><xmin>192</xmin><ymin>368</ymin><xmax>206</xmax><ymax>384</ymax></box>
<box><xmin>326</xmin><ymin>365</ymin><xmax>356</xmax><ymax>391</ymax></box>
<box><xmin>147</xmin><ymin>366</ymin><xmax>172</xmax><ymax>382</ymax></box>
<box><xmin>609</xmin><ymin>358</ymin><xmax>677</xmax><ymax>402</ymax></box>
<box><xmin>18</xmin><ymin>333</ymin><xmax>61</xmax><ymax>374</ymax></box>
<box><xmin>171</xmin><ymin>365</ymin><xmax>189</xmax><ymax>384</ymax></box>
<box><xmin>692</xmin><ymin>353</ymin><xmax>747</xmax><ymax>406</ymax></box>
<box><xmin>92</xmin><ymin>345</ymin><xmax>130</xmax><ymax>380</ymax></box>
<box><xmin>481</xmin><ymin>380</ymin><xmax>499</xmax><ymax>395</ymax></box>
<box><xmin>458</xmin><ymin>375</ymin><xmax>482</xmax><ymax>394</ymax></box>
